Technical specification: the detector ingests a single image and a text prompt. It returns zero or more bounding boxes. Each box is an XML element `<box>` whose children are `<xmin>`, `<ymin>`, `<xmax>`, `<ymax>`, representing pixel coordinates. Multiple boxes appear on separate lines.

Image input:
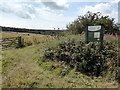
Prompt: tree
<box><xmin>66</xmin><ymin>11</ymin><xmax>116</xmax><ymax>34</ymax></box>
<box><xmin>94</xmin><ymin>16</ymin><xmax>114</xmax><ymax>34</ymax></box>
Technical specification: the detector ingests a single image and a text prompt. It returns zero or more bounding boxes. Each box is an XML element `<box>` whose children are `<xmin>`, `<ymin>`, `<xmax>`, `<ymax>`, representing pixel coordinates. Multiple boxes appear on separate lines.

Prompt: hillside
<box><xmin>1</xmin><ymin>26</ymin><xmax>64</xmax><ymax>35</ymax></box>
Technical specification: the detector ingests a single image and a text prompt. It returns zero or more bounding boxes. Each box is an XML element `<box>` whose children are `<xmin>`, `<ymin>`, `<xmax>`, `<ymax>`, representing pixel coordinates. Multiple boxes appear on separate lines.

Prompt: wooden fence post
<box><xmin>99</xmin><ymin>25</ymin><xmax>104</xmax><ymax>50</ymax></box>
<box><xmin>18</xmin><ymin>36</ymin><xmax>24</xmax><ymax>47</ymax></box>
<box><xmin>85</xmin><ymin>26</ymin><xmax>88</xmax><ymax>44</ymax></box>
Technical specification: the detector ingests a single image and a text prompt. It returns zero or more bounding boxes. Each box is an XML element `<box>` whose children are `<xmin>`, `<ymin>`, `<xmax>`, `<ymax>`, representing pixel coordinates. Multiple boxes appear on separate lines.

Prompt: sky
<box><xmin>0</xmin><ymin>0</ymin><xmax>119</xmax><ymax>30</ymax></box>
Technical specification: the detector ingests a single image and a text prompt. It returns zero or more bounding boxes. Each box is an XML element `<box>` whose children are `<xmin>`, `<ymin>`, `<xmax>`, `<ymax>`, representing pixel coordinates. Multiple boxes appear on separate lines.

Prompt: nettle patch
<box><xmin>42</xmin><ymin>39</ymin><xmax>118</xmax><ymax>78</ymax></box>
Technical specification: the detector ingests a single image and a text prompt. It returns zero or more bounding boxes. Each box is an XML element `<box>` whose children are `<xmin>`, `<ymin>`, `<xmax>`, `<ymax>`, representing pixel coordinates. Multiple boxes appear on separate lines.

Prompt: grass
<box><xmin>2</xmin><ymin>32</ymin><xmax>119</xmax><ymax>88</ymax></box>
<box><xmin>2</xmin><ymin>32</ymin><xmax>55</xmax><ymax>47</ymax></box>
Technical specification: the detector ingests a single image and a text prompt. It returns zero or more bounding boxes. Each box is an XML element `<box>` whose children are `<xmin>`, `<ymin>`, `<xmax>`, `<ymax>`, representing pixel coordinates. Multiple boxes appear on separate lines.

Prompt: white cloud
<box><xmin>0</xmin><ymin>1</ymin><xmax>75</xmax><ymax>29</ymax></box>
<box><xmin>111</xmin><ymin>0</ymin><xmax>120</xmax><ymax>4</ymax></box>
<box><xmin>0</xmin><ymin>2</ymin><xmax>36</xmax><ymax>19</ymax></box>
<box><xmin>36</xmin><ymin>8</ymin><xmax>75</xmax><ymax>22</ymax></box>
<box><xmin>78</xmin><ymin>3</ymin><xmax>118</xmax><ymax>23</ymax></box>
<box><xmin>35</xmin><ymin>8</ymin><xmax>76</xmax><ymax>29</ymax></box>
<box><xmin>40</xmin><ymin>0</ymin><xmax>69</xmax><ymax>10</ymax></box>
<box><xmin>0</xmin><ymin>0</ymin><xmax>69</xmax><ymax>20</ymax></box>
<box><xmin>79</xmin><ymin>3</ymin><xmax>112</xmax><ymax>15</ymax></box>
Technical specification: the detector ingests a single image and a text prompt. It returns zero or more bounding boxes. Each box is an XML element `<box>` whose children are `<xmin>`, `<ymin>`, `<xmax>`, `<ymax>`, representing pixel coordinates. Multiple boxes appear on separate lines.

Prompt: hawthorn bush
<box><xmin>43</xmin><ymin>39</ymin><xmax>118</xmax><ymax>77</ymax></box>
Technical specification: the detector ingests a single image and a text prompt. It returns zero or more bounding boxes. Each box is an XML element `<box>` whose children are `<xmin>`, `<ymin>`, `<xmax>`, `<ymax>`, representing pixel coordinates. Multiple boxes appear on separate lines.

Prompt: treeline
<box><xmin>1</xmin><ymin>26</ymin><xmax>64</xmax><ymax>35</ymax></box>
<box><xmin>66</xmin><ymin>11</ymin><xmax>119</xmax><ymax>35</ymax></box>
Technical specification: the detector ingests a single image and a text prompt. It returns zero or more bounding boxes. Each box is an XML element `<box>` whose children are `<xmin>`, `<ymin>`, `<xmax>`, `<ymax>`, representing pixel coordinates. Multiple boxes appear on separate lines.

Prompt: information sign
<box><xmin>85</xmin><ymin>25</ymin><xmax>104</xmax><ymax>50</ymax></box>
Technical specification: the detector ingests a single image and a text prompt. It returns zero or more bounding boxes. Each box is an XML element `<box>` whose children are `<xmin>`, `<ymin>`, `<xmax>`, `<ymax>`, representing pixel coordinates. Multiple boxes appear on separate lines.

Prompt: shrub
<box><xmin>43</xmin><ymin>39</ymin><xmax>118</xmax><ymax>78</ymax></box>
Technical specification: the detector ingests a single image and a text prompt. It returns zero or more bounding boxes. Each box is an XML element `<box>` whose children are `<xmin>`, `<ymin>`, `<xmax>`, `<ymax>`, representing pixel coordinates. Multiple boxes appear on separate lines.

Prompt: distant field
<box><xmin>2</xmin><ymin>32</ymin><xmax>55</xmax><ymax>47</ymax></box>
<box><xmin>2</xmin><ymin>32</ymin><xmax>51</xmax><ymax>38</ymax></box>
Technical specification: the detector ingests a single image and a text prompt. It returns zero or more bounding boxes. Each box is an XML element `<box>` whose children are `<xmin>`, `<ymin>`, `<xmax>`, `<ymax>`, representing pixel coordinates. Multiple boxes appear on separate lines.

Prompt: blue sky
<box><xmin>0</xmin><ymin>0</ymin><xmax>119</xmax><ymax>29</ymax></box>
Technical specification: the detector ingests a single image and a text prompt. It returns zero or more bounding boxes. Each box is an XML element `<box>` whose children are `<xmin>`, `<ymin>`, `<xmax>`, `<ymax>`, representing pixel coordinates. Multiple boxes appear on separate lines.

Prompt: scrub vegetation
<box><xmin>2</xmin><ymin>32</ymin><xmax>119</xmax><ymax>88</ymax></box>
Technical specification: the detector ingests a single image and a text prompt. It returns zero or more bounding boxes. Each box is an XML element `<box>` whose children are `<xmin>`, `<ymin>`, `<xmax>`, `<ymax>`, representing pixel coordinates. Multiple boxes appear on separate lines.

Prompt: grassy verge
<box><xmin>2</xmin><ymin>32</ymin><xmax>119</xmax><ymax>88</ymax></box>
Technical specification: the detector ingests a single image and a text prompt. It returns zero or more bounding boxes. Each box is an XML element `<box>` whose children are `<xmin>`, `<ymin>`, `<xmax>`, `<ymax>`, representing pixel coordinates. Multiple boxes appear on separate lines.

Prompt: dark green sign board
<box><xmin>86</xmin><ymin>25</ymin><xmax>104</xmax><ymax>50</ymax></box>
<box><xmin>88</xmin><ymin>32</ymin><xmax>100</xmax><ymax>42</ymax></box>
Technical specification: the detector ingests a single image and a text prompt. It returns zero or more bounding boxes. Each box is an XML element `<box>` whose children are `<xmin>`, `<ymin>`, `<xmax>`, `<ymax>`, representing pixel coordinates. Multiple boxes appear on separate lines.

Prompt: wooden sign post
<box><xmin>85</xmin><ymin>25</ymin><xmax>104</xmax><ymax>50</ymax></box>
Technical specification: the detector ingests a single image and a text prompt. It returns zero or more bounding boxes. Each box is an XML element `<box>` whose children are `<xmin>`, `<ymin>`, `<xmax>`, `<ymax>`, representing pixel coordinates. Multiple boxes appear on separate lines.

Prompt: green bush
<box><xmin>43</xmin><ymin>39</ymin><xmax>118</xmax><ymax>78</ymax></box>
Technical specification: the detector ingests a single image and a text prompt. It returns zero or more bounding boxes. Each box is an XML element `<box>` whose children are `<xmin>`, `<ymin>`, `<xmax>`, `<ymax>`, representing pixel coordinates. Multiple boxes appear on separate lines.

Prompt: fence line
<box><xmin>0</xmin><ymin>36</ymin><xmax>24</xmax><ymax>49</ymax></box>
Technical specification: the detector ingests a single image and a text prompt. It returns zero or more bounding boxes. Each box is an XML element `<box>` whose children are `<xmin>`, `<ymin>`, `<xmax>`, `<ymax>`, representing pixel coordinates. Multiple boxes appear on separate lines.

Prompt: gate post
<box><xmin>18</xmin><ymin>36</ymin><xmax>24</xmax><ymax>47</ymax></box>
<box><xmin>85</xmin><ymin>26</ymin><xmax>88</xmax><ymax>44</ymax></box>
<box><xmin>99</xmin><ymin>25</ymin><xmax>104</xmax><ymax>50</ymax></box>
